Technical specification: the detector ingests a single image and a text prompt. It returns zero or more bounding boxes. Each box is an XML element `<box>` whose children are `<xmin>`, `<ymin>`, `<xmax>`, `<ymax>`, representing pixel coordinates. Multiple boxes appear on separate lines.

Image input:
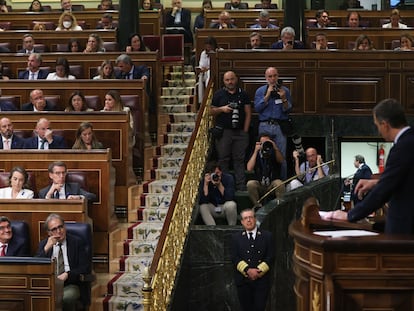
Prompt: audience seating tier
<box><xmin>0</xmin><ymin>257</ymin><xmax>63</xmax><ymax>311</ymax></box>
<box><xmin>0</xmin><ymin>80</ymin><xmax>148</xmax><ymax>191</ymax></box>
<box><xmin>0</xmin><ymin>150</ymin><xmax>113</xmax><ymax>258</ymax></box>
<box><xmin>0</xmin><ymin>10</ymin><xmax>161</xmax><ymax>35</ymax></box>
<box><xmin>0</xmin><ymin>30</ymin><xmax>116</xmax><ymax>53</ymax></box>
<box><xmin>195</xmin><ymin>28</ymin><xmax>280</xmax><ymax>63</ymax></box>
<box><xmin>0</xmin><ymin>199</ymin><xmax>90</xmax><ymax>256</ymax></box>
<box><xmin>306</xmin><ymin>27</ymin><xmax>414</xmax><ymax>50</ymax></box>
<box><xmin>204</xmin><ymin>9</ymin><xmax>283</xmax><ymax>29</ymax></box>
<box><xmin>210</xmin><ymin>49</ymin><xmax>414</xmax><ymax>115</ymax></box>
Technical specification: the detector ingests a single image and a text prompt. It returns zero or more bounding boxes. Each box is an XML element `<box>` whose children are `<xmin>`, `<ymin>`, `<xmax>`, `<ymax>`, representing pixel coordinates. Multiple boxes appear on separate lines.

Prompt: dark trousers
<box><xmin>236</xmin><ymin>278</ymin><xmax>270</xmax><ymax>311</ymax></box>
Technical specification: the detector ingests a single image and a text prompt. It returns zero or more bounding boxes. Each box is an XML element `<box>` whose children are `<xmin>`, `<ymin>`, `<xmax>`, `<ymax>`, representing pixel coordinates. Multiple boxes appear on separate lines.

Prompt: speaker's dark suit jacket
<box><xmin>22</xmin><ymin>135</ymin><xmax>67</xmax><ymax>149</ymax></box>
<box><xmin>348</xmin><ymin>127</ymin><xmax>414</xmax><ymax>234</ymax></box>
<box><xmin>18</xmin><ymin>69</ymin><xmax>49</xmax><ymax>80</ymax></box>
<box><xmin>0</xmin><ymin>135</ymin><xmax>25</xmax><ymax>149</ymax></box>
<box><xmin>0</xmin><ymin>101</ymin><xmax>17</xmax><ymax>111</ymax></box>
<box><xmin>21</xmin><ymin>101</ymin><xmax>56</xmax><ymax>111</ymax></box>
<box><xmin>17</xmin><ymin>48</ymin><xmax>41</xmax><ymax>54</ymax></box>
<box><xmin>6</xmin><ymin>234</ymin><xmax>30</xmax><ymax>256</ymax></box>
<box><xmin>36</xmin><ymin>233</ymin><xmax>89</xmax><ymax>286</ymax></box>
<box><xmin>38</xmin><ymin>182</ymin><xmax>97</xmax><ymax>203</ymax></box>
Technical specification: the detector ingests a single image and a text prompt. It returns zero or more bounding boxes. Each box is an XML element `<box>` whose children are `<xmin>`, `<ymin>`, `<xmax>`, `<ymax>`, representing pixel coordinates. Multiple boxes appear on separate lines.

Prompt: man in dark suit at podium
<box><xmin>325</xmin><ymin>98</ymin><xmax>414</xmax><ymax>235</ymax></box>
<box><xmin>231</xmin><ymin>209</ymin><xmax>274</xmax><ymax>311</ymax></box>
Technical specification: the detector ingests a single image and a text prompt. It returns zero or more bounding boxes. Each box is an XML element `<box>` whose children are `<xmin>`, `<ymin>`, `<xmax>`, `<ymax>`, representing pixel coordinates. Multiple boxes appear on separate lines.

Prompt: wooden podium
<box><xmin>289</xmin><ymin>198</ymin><xmax>414</xmax><ymax>311</ymax></box>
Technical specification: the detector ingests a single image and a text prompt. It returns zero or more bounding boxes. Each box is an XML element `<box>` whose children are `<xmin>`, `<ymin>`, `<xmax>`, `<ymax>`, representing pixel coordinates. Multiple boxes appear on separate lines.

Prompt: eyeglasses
<box><xmin>48</xmin><ymin>224</ymin><xmax>64</xmax><ymax>233</ymax></box>
<box><xmin>0</xmin><ymin>224</ymin><xmax>11</xmax><ymax>231</ymax></box>
<box><xmin>53</xmin><ymin>171</ymin><xmax>66</xmax><ymax>175</ymax></box>
<box><xmin>242</xmin><ymin>216</ymin><xmax>254</xmax><ymax>221</ymax></box>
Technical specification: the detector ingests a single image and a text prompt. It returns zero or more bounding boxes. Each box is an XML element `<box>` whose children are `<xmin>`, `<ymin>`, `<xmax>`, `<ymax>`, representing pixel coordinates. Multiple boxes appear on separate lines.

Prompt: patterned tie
<box><xmin>40</xmin><ymin>139</ymin><xmax>46</xmax><ymax>149</ymax></box>
<box><xmin>30</xmin><ymin>72</ymin><xmax>35</xmax><ymax>80</ymax></box>
<box><xmin>3</xmin><ymin>139</ymin><xmax>9</xmax><ymax>150</ymax></box>
<box><xmin>57</xmin><ymin>243</ymin><xmax>64</xmax><ymax>275</ymax></box>
<box><xmin>0</xmin><ymin>244</ymin><xmax>6</xmax><ymax>256</ymax></box>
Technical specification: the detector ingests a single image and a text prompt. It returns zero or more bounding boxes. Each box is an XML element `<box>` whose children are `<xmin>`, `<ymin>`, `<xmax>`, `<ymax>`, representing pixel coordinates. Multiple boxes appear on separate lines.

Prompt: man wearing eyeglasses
<box><xmin>36</xmin><ymin>213</ymin><xmax>88</xmax><ymax>311</ymax></box>
<box><xmin>231</xmin><ymin>209</ymin><xmax>274</xmax><ymax>311</ymax></box>
<box><xmin>311</xmin><ymin>10</ymin><xmax>330</xmax><ymax>28</ymax></box>
<box><xmin>38</xmin><ymin>161</ymin><xmax>96</xmax><ymax>202</ymax></box>
<box><xmin>0</xmin><ymin>216</ymin><xmax>30</xmax><ymax>256</ymax></box>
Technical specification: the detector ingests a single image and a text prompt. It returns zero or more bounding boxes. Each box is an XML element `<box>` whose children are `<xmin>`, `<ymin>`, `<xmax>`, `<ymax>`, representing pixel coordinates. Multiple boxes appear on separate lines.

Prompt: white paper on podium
<box><xmin>313</xmin><ymin>230</ymin><xmax>379</xmax><ymax>238</ymax></box>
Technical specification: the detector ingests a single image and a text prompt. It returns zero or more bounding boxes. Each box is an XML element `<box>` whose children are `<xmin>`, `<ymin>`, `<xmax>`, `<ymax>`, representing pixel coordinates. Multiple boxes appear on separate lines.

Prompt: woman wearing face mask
<box><xmin>56</xmin><ymin>12</ymin><xmax>83</xmax><ymax>31</ymax></box>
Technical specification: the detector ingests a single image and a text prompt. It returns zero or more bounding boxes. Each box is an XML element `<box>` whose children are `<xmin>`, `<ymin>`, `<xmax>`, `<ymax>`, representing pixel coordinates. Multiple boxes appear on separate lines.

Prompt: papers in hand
<box><xmin>313</xmin><ymin>230</ymin><xmax>379</xmax><ymax>238</ymax></box>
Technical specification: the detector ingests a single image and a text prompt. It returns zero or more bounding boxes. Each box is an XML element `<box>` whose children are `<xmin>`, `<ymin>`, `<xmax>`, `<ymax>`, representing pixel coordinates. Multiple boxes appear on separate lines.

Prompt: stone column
<box><xmin>118</xmin><ymin>0</ymin><xmax>139</xmax><ymax>51</ymax></box>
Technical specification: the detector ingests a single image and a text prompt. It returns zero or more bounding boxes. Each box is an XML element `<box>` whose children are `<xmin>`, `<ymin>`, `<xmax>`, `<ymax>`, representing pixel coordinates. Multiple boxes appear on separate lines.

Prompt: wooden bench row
<box><xmin>0</xmin><ymin>150</ymin><xmax>113</xmax><ymax>258</ymax></box>
<box><xmin>0</xmin><ymin>10</ymin><xmax>161</xmax><ymax>35</ymax></box>
<box><xmin>203</xmin><ymin>9</ymin><xmax>414</xmax><ymax>29</ymax></box>
<box><xmin>210</xmin><ymin>49</ymin><xmax>414</xmax><ymax>116</ymax></box>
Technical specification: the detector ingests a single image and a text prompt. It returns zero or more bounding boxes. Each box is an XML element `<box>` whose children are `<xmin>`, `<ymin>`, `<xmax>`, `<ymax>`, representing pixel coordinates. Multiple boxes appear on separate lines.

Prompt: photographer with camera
<box><xmin>254</xmin><ymin>67</ymin><xmax>292</xmax><ymax>180</ymax></box>
<box><xmin>287</xmin><ymin>147</ymin><xmax>329</xmax><ymax>191</ymax></box>
<box><xmin>246</xmin><ymin>133</ymin><xmax>285</xmax><ymax>210</ymax></box>
<box><xmin>198</xmin><ymin>164</ymin><xmax>237</xmax><ymax>225</ymax></box>
<box><xmin>210</xmin><ymin>71</ymin><xmax>252</xmax><ymax>191</ymax></box>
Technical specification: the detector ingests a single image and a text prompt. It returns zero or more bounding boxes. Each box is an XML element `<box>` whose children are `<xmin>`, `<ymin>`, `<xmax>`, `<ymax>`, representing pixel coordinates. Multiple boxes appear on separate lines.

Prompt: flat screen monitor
<box><xmin>339</xmin><ymin>139</ymin><xmax>393</xmax><ymax>178</ymax></box>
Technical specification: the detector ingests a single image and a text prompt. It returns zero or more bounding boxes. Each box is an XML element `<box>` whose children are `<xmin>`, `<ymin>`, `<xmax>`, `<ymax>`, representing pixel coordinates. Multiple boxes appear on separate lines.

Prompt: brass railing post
<box><xmin>142</xmin><ymin>267</ymin><xmax>153</xmax><ymax>311</ymax></box>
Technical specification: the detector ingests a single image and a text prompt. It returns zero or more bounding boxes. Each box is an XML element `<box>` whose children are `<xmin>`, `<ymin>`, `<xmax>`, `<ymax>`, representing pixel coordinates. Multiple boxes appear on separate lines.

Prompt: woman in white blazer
<box><xmin>0</xmin><ymin>167</ymin><xmax>34</xmax><ymax>199</ymax></box>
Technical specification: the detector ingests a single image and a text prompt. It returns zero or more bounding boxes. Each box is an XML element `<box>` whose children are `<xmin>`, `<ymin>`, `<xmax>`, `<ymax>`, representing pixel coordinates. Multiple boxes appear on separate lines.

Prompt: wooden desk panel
<box><xmin>0</xmin><ymin>150</ymin><xmax>114</xmax><ymax>256</ymax></box>
<box><xmin>0</xmin><ymin>258</ymin><xmax>63</xmax><ymax>311</ymax></box>
<box><xmin>211</xmin><ymin>49</ymin><xmax>414</xmax><ymax>115</ymax></box>
<box><xmin>0</xmin><ymin>199</ymin><xmax>89</xmax><ymax>255</ymax></box>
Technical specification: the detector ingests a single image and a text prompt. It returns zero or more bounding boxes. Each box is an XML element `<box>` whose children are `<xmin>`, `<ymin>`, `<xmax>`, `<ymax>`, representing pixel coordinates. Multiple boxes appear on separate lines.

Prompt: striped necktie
<box><xmin>57</xmin><ymin>243</ymin><xmax>64</xmax><ymax>275</ymax></box>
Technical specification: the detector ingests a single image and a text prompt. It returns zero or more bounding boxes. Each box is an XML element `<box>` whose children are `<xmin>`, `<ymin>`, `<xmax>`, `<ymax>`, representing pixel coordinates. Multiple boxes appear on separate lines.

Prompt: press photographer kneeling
<box><xmin>198</xmin><ymin>163</ymin><xmax>237</xmax><ymax>225</ymax></box>
<box><xmin>246</xmin><ymin>133</ymin><xmax>285</xmax><ymax>211</ymax></box>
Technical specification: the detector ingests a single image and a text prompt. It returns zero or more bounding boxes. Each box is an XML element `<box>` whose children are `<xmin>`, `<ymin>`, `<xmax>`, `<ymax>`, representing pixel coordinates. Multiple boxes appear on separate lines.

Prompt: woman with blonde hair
<box><xmin>84</xmin><ymin>33</ymin><xmax>105</xmax><ymax>53</ymax></box>
<box><xmin>101</xmin><ymin>90</ymin><xmax>134</xmax><ymax>135</ymax></box>
<box><xmin>72</xmin><ymin>122</ymin><xmax>103</xmax><ymax>150</ymax></box>
<box><xmin>394</xmin><ymin>33</ymin><xmax>414</xmax><ymax>51</ymax></box>
<box><xmin>93</xmin><ymin>60</ymin><xmax>115</xmax><ymax>79</ymax></box>
<box><xmin>56</xmin><ymin>11</ymin><xmax>83</xmax><ymax>31</ymax></box>
<box><xmin>353</xmin><ymin>34</ymin><xmax>375</xmax><ymax>50</ymax></box>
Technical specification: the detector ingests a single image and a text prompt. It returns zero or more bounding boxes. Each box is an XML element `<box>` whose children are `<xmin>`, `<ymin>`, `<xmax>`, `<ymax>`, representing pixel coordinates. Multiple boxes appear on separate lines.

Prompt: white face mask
<box><xmin>63</xmin><ymin>21</ymin><xmax>72</xmax><ymax>28</ymax></box>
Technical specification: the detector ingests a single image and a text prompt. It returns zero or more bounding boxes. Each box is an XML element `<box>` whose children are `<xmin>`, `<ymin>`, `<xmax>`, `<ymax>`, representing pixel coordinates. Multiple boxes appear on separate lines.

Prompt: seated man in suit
<box><xmin>0</xmin><ymin>216</ymin><xmax>30</xmax><ymax>257</ymax></box>
<box><xmin>271</xmin><ymin>26</ymin><xmax>304</xmax><ymax>49</ymax></box>
<box><xmin>18</xmin><ymin>53</ymin><xmax>49</xmax><ymax>80</ymax></box>
<box><xmin>17</xmin><ymin>34</ymin><xmax>40</xmax><ymax>54</ymax></box>
<box><xmin>36</xmin><ymin>213</ymin><xmax>89</xmax><ymax>311</ymax></box>
<box><xmin>38</xmin><ymin>161</ymin><xmax>96</xmax><ymax>202</ymax></box>
<box><xmin>115</xmin><ymin>54</ymin><xmax>149</xmax><ymax>81</ymax></box>
<box><xmin>250</xmin><ymin>10</ymin><xmax>278</xmax><ymax>29</ymax></box>
<box><xmin>224</xmin><ymin>0</ymin><xmax>248</xmax><ymax>10</ymax></box>
<box><xmin>210</xmin><ymin>11</ymin><xmax>237</xmax><ymax>29</ymax></box>
<box><xmin>23</xmin><ymin>118</ymin><xmax>67</xmax><ymax>149</ymax></box>
<box><xmin>165</xmin><ymin>0</ymin><xmax>193</xmax><ymax>44</ymax></box>
<box><xmin>309</xmin><ymin>10</ymin><xmax>330</xmax><ymax>29</ymax></box>
<box><xmin>21</xmin><ymin>89</ymin><xmax>56</xmax><ymax>111</ymax></box>
<box><xmin>255</xmin><ymin>0</ymin><xmax>277</xmax><ymax>9</ymax></box>
<box><xmin>0</xmin><ymin>117</ymin><xmax>24</xmax><ymax>149</ymax></box>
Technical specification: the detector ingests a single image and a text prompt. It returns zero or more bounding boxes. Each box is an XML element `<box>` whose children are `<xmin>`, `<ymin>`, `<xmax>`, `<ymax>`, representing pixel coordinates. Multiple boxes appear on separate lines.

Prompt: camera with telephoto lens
<box><xmin>261</xmin><ymin>141</ymin><xmax>273</xmax><ymax>158</ymax></box>
<box><xmin>211</xmin><ymin>173</ymin><xmax>220</xmax><ymax>182</ymax></box>
<box><xmin>228</xmin><ymin>101</ymin><xmax>239</xmax><ymax>129</ymax></box>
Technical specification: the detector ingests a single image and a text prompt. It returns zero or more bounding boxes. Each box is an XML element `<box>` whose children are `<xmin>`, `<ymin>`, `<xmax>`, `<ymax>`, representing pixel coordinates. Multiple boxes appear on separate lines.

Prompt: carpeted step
<box><xmin>160</xmin><ymin>143</ymin><xmax>188</xmax><ymax>157</ymax></box>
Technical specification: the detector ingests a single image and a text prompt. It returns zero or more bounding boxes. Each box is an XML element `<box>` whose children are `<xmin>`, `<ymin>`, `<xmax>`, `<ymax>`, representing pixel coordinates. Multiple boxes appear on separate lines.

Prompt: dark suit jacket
<box><xmin>36</xmin><ymin>233</ymin><xmax>89</xmax><ymax>286</ymax></box>
<box><xmin>23</xmin><ymin>135</ymin><xmax>67</xmax><ymax>149</ymax></box>
<box><xmin>6</xmin><ymin>234</ymin><xmax>30</xmax><ymax>256</ymax></box>
<box><xmin>0</xmin><ymin>101</ymin><xmax>17</xmax><ymax>111</ymax></box>
<box><xmin>165</xmin><ymin>8</ymin><xmax>193</xmax><ymax>43</ymax></box>
<box><xmin>224</xmin><ymin>2</ymin><xmax>249</xmax><ymax>9</ymax></box>
<box><xmin>21</xmin><ymin>101</ymin><xmax>57</xmax><ymax>111</ymax></box>
<box><xmin>271</xmin><ymin>40</ymin><xmax>305</xmax><ymax>49</ymax></box>
<box><xmin>231</xmin><ymin>227</ymin><xmax>274</xmax><ymax>285</ymax></box>
<box><xmin>351</xmin><ymin>164</ymin><xmax>373</xmax><ymax>205</ymax></box>
<box><xmin>209</xmin><ymin>22</ymin><xmax>237</xmax><ymax>29</ymax></box>
<box><xmin>115</xmin><ymin>65</ymin><xmax>150</xmax><ymax>80</ymax></box>
<box><xmin>18</xmin><ymin>69</ymin><xmax>49</xmax><ymax>80</ymax></box>
<box><xmin>0</xmin><ymin>46</ymin><xmax>10</xmax><ymax>53</ymax></box>
<box><xmin>17</xmin><ymin>48</ymin><xmax>41</xmax><ymax>54</ymax></box>
<box><xmin>348</xmin><ymin>127</ymin><xmax>414</xmax><ymax>234</ymax></box>
<box><xmin>38</xmin><ymin>182</ymin><xmax>97</xmax><ymax>203</ymax></box>
<box><xmin>0</xmin><ymin>135</ymin><xmax>25</xmax><ymax>149</ymax></box>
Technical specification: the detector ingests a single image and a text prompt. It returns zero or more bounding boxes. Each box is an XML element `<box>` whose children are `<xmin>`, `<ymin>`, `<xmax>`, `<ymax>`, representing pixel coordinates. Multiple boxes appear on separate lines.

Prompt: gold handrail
<box><xmin>145</xmin><ymin>82</ymin><xmax>214</xmax><ymax>311</ymax></box>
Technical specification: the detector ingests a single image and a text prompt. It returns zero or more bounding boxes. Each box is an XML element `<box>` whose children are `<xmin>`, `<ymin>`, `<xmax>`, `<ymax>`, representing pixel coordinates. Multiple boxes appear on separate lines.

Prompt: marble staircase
<box><xmin>100</xmin><ymin>65</ymin><xmax>196</xmax><ymax>311</ymax></box>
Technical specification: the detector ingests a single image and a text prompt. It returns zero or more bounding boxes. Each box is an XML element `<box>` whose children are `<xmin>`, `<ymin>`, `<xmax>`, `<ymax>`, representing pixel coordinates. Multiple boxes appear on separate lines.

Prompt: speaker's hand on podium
<box><xmin>321</xmin><ymin>210</ymin><xmax>348</xmax><ymax>221</ymax></box>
